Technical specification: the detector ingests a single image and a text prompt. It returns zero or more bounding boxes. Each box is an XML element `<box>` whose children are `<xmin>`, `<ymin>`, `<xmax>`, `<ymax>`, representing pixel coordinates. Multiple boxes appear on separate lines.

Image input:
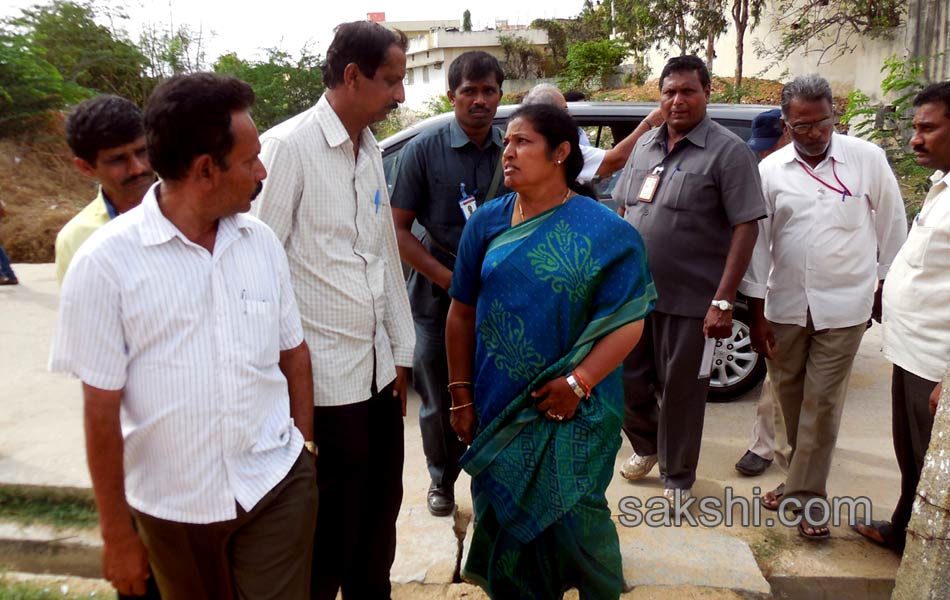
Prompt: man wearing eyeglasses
<box><xmin>740</xmin><ymin>74</ymin><xmax>907</xmax><ymax>539</ymax></box>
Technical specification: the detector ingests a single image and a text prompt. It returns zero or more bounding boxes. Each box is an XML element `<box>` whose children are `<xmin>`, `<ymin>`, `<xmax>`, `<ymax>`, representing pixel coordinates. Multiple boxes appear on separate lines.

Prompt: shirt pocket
<box><xmin>669</xmin><ymin>171</ymin><xmax>715</xmax><ymax>211</ymax></box>
<box><xmin>901</xmin><ymin>225</ymin><xmax>934</xmax><ymax>269</ymax></box>
<box><xmin>829</xmin><ymin>193</ymin><xmax>868</xmax><ymax>230</ymax></box>
<box><xmin>237</xmin><ymin>298</ymin><xmax>280</xmax><ymax>366</ymax></box>
<box><xmin>617</xmin><ymin>168</ymin><xmax>652</xmax><ymax>207</ymax></box>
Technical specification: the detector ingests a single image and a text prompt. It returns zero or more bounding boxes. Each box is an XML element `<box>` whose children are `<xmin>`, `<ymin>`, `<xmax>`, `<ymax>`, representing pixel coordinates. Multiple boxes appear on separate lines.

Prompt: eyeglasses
<box><xmin>788</xmin><ymin>116</ymin><xmax>836</xmax><ymax>134</ymax></box>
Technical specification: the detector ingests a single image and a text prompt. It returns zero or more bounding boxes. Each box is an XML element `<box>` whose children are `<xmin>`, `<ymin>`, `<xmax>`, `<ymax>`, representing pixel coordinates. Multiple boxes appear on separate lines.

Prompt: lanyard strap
<box><xmin>797</xmin><ymin>158</ymin><xmax>852</xmax><ymax>196</ymax></box>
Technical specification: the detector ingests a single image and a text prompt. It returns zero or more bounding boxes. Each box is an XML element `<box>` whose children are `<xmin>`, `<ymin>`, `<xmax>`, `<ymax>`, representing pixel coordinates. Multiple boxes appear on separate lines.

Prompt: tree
<box><xmin>498</xmin><ymin>35</ymin><xmax>546</xmax><ymax>79</ymax></box>
<box><xmin>730</xmin><ymin>0</ymin><xmax>765</xmax><ymax>91</ymax></box>
<box><xmin>904</xmin><ymin>0</ymin><xmax>950</xmax><ymax>82</ymax></box>
<box><xmin>610</xmin><ymin>0</ymin><xmax>726</xmax><ymax>79</ymax></box>
<box><xmin>0</xmin><ymin>30</ymin><xmax>88</xmax><ymax>134</ymax></box>
<box><xmin>632</xmin><ymin>0</ymin><xmax>727</xmax><ymax>58</ymax></box>
<box><xmin>559</xmin><ymin>38</ymin><xmax>627</xmax><ymax>91</ymax></box>
<box><xmin>531</xmin><ymin>19</ymin><xmax>570</xmax><ymax>73</ymax></box>
<box><xmin>759</xmin><ymin>0</ymin><xmax>904</xmax><ymax>64</ymax></box>
<box><xmin>4</xmin><ymin>1</ymin><xmax>150</xmax><ymax>105</ymax></box>
<box><xmin>891</xmin><ymin>366</ymin><xmax>950</xmax><ymax>599</ymax></box>
<box><xmin>462</xmin><ymin>10</ymin><xmax>472</xmax><ymax>32</ymax></box>
<box><xmin>532</xmin><ymin>1</ymin><xmax>612</xmax><ymax>75</ymax></box>
<box><xmin>140</xmin><ymin>22</ymin><xmax>209</xmax><ymax>79</ymax></box>
<box><xmin>213</xmin><ymin>46</ymin><xmax>324</xmax><ymax>131</ymax></box>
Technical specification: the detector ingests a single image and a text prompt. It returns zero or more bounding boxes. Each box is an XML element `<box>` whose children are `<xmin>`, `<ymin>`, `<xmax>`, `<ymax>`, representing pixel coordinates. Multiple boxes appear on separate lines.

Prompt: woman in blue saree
<box><xmin>445</xmin><ymin>104</ymin><xmax>656</xmax><ymax>599</ymax></box>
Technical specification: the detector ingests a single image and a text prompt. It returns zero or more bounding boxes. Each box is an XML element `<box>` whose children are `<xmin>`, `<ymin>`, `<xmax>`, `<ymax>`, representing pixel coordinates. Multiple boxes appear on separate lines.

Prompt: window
<box><xmin>406</xmin><ymin>69</ymin><xmax>414</xmax><ymax>85</ymax></box>
<box><xmin>422</xmin><ymin>66</ymin><xmax>429</xmax><ymax>84</ymax></box>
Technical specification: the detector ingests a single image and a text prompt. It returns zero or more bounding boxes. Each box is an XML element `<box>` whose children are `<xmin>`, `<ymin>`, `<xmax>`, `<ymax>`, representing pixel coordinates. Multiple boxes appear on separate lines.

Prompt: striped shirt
<box><xmin>253</xmin><ymin>94</ymin><xmax>415</xmax><ymax>406</ymax></box>
<box><xmin>49</xmin><ymin>185</ymin><xmax>305</xmax><ymax>524</ymax></box>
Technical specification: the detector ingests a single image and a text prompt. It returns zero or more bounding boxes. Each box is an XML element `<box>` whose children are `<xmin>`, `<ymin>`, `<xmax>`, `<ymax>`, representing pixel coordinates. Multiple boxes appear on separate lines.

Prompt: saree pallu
<box><xmin>460</xmin><ymin>196</ymin><xmax>656</xmax><ymax>599</ymax></box>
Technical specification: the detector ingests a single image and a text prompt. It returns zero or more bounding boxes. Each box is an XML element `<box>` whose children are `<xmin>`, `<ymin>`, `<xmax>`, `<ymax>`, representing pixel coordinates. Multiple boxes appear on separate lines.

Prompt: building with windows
<box><xmin>376</xmin><ymin>17</ymin><xmax>549</xmax><ymax>110</ymax></box>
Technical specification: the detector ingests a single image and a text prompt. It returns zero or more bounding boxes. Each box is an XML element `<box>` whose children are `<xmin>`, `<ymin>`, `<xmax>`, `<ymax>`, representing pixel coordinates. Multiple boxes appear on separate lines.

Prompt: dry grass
<box><xmin>0</xmin><ymin>113</ymin><xmax>95</xmax><ymax>263</ymax></box>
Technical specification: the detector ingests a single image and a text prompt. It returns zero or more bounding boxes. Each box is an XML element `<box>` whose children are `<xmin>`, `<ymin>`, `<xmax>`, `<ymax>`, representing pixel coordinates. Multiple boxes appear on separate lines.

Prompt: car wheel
<box><xmin>707</xmin><ymin>307</ymin><xmax>767</xmax><ymax>401</ymax></box>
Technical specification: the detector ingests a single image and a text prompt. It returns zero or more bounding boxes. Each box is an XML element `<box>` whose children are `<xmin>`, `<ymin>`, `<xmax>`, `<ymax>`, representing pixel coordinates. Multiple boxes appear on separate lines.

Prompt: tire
<box><xmin>707</xmin><ymin>306</ymin><xmax>767</xmax><ymax>402</ymax></box>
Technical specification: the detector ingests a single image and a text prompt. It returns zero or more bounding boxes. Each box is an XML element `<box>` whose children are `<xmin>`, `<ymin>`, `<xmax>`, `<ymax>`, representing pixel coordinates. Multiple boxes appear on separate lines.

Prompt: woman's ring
<box><xmin>552</xmin><ymin>413</ymin><xmax>565</xmax><ymax>421</ymax></box>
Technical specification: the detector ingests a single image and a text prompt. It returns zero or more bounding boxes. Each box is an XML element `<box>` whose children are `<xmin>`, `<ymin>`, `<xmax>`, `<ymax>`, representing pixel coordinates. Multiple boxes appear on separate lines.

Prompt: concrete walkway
<box><xmin>0</xmin><ymin>264</ymin><xmax>903</xmax><ymax>598</ymax></box>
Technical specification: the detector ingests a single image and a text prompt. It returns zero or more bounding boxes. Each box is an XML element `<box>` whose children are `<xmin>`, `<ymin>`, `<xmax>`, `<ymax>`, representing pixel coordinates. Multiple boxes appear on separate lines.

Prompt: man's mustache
<box><xmin>123</xmin><ymin>172</ymin><xmax>155</xmax><ymax>187</ymax></box>
<box><xmin>251</xmin><ymin>180</ymin><xmax>264</xmax><ymax>201</ymax></box>
<box><xmin>913</xmin><ymin>144</ymin><xmax>927</xmax><ymax>153</ymax></box>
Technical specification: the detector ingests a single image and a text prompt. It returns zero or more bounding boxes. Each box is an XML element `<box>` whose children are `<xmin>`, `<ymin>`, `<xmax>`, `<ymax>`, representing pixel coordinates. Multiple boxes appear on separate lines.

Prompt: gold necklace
<box><xmin>517</xmin><ymin>189</ymin><xmax>572</xmax><ymax>223</ymax></box>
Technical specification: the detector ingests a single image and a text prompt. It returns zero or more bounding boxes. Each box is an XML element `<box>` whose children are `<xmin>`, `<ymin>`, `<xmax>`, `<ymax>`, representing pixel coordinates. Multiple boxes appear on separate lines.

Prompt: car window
<box><xmin>381</xmin><ymin>110</ymin><xmax>767</xmax><ymax>203</ymax></box>
<box><xmin>382</xmin><ymin>142</ymin><xmax>405</xmax><ymax>195</ymax></box>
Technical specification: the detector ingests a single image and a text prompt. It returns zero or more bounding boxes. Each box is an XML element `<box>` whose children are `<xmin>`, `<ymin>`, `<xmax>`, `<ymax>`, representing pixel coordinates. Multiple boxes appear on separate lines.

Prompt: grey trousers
<box><xmin>133</xmin><ymin>451</ymin><xmax>317</xmax><ymax>600</ymax></box>
<box><xmin>747</xmin><ymin>384</ymin><xmax>779</xmax><ymax>461</ymax></box>
<box><xmin>623</xmin><ymin>311</ymin><xmax>711</xmax><ymax>490</ymax></box>
<box><xmin>770</xmin><ymin>317</ymin><xmax>866</xmax><ymax>501</ymax></box>
<box><xmin>887</xmin><ymin>365</ymin><xmax>937</xmax><ymax>552</ymax></box>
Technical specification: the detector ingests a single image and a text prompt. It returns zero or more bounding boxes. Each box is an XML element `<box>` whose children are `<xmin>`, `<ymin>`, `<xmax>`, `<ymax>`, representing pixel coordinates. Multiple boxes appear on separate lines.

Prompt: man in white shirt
<box><xmin>252</xmin><ymin>21</ymin><xmax>415</xmax><ymax>600</ymax></box>
<box><xmin>741</xmin><ymin>74</ymin><xmax>907</xmax><ymax>539</ymax></box>
<box><xmin>49</xmin><ymin>73</ymin><xmax>317</xmax><ymax>599</ymax></box>
<box><xmin>734</xmin><ymin>108</ymin><xmax>789</xmax><ymax>478</ymax></box>
<box><xmin>853</xmin><ymin>81</ymin><xmax>950</xmax><ymax>555</ymax></box>
<box><xmin>521</xmin><ymin>83</ymin><xmax>663</xmax><ymax>183</ymax></box>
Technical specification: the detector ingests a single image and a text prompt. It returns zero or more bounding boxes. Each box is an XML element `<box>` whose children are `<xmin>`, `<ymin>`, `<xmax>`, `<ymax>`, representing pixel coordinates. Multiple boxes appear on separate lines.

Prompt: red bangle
<box><xmin>572</xmin><ymin>369</ymin><xmax>592</xmax><ymax>398</ymax></box>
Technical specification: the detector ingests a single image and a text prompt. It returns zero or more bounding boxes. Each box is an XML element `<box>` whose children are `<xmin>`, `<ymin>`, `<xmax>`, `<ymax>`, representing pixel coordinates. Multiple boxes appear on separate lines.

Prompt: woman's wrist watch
<box><xmin>565</xmin><ymin>374</ymin><xmax>587</xmax><ymax>400</ymax></box>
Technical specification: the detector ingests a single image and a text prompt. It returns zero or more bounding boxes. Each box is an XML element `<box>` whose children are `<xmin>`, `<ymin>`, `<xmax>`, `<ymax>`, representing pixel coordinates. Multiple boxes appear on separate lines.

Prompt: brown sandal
<box><xmin>760</xmin><ymin>483</ymin><xmax>785</xmax><ymax>511</ymax></box>
<box><xmin>798</xmin><ymin>504</ymin><xmax>831</xmax><ymax>540</ymax></box>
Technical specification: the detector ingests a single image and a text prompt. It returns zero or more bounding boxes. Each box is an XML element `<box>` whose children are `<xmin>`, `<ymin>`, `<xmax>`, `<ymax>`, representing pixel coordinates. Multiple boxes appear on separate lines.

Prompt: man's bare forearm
<box><xmin>280</xmin><ymin>341</ymin><xmax>314</xmax><ymax>441</ymax></box>
<box><xmin>715</xmin><ymin>221</ymin><xmax>759</xmax><ymax>302</ymax></box>
<box><xmin>82</xmin><ymin>384</ymin><xmax>135</xmax><ymax>541</ymax></box>
<box><xmin>599</xmin><ymin>117</ymin><xmax>658</xmax><ymax>176</ymax></box>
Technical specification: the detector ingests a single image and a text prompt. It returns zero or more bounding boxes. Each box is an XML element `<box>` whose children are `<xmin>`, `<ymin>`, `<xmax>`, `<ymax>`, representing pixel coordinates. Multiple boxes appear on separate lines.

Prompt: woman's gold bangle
<box><xmin>447</xmin><ymin>381</ymin><xmax>473</xmax><ymax>391</ymax></box>
<box><xmin>449</xmin><ymin>402</ymin><xmax>474</xmax><ymax>411</ymax></box>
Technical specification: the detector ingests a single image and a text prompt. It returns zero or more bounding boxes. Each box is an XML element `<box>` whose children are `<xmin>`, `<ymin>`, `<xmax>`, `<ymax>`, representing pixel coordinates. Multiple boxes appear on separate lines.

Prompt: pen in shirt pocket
<box><xmin>374</xmin><ymin>189</ymin><xmax>380</xmax><ymax>215</ymax></box>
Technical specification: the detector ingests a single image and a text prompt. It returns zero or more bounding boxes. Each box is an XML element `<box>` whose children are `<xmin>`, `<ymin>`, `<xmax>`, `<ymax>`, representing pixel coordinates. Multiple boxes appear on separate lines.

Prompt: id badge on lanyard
<box><xmin>458</xmin><ymin>182</ymin><xmax>477</xmax><ymax>220</ymax></box>
<box><xmin>637</xmin><ymin>166</ymin><xmax>665</xmax><ymax>203</ymax></box>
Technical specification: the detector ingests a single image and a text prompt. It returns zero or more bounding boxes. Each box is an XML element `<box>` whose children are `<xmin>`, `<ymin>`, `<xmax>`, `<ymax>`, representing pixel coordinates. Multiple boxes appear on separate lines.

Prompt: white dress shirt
<box><xmin>578</xmin><ymin>144</ymin><xmax>606</xmax><ymax>183</ymax></box>
<box><xmin>49</xmin><ymin>186</ymin><xmax>305</xmax><ymax>524</ymax></box>
<box><xmin>883</xmin><ymin>170</ymin><xmax>950</xmax><ymax>382</ymax></box>
<box><xmin>253</xmin><ymin>94</ymin><xmax>415</xmax><ymax>407</ymax></box>
<box><xmin>740</xmin><ymin>133</ymin><xmax>908</xmax><ymax>329</ymax></box>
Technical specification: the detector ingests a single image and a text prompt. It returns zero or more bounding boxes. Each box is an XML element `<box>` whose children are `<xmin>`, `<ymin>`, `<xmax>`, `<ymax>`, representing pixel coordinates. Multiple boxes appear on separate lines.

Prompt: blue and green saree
<box><xmin>449</xmin><ymin>193</ymin><xmax>656</xmax><ymax>599</ymax></box>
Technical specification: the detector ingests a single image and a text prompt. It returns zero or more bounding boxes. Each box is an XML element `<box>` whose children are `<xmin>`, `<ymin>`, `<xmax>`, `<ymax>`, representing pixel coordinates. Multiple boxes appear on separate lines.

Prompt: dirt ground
<box><xmin>0</xmin><ymin>113</ymin><xmax>95</xmax><ymax>263</ymax></box>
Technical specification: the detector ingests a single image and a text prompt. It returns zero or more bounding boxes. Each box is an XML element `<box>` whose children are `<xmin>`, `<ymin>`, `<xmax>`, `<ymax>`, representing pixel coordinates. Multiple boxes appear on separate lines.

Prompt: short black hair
<box><xmin>914</xmin><ymin>81</ymin><xmax>950</xmax><ymax>119</ymax></box>
<box><xmin>563</xmin><ymin>90</ymin><xmax>586</xmax><ymax>102</ymax></box>
<box><xmin>508</xmin><ymin>103</ymin><xmax>594</xmax><ymax>198</ymax></box>
<box><xmin>65</xmin><ymin>95</ymin><xmax>144</xmax><ymax>165</ymax></box>
<box><xmin>144</xmin><ymin>73</ymin><xmax>255</xmax><ymax>182</ymax></box>
<box><xmin>447</xmin><ymin>50</ymin><xmax>505</xmax><ymax>92</ymax></box>
<box><xmin>321</xmin><ymin>21</ymin><xmax>408</xmax><ymax>88</ymax></box>
<box><xmin>659</xmin><ymin>55</ymin><xmax>710</xmax><ymax>90</ymax></box>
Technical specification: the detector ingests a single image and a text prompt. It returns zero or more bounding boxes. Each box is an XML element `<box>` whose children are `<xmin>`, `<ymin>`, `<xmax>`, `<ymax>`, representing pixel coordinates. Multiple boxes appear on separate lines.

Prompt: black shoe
<box><xmin>735</xmin><ymin>450</ymin><xmax>772</xmax><ymax>476</ymax></box>
<box><xmin>427</xmin><ymin>483</ymin><xmax>455</xmax><ymax>517</ymax></box>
